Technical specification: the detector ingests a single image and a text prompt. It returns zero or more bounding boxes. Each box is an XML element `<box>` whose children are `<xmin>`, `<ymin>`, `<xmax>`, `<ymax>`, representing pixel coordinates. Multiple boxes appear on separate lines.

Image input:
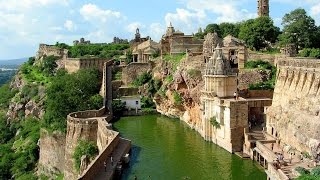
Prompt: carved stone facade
<box><xmin>203</xmin><ymin>34</ymin><xmax>248</xmax><ymax>71</ymax></box>
<box><xmin>258</xmin><ymin>0</ymin><xmax>269</xmax><ymax>17</ymax></box>
<box><xmin>132</xmin><ymin>39</ymin><xmax>160</xmax><ymax>63</ymax></box>
<box><xmin>161</xmin><ymin>23</ymin><xmax>203</xmax><ymax>55</ymax></box>
<box><xmin>201</xmin><ymin>46</ymin><xmax>271</xmax><ymax>153</ymax></box>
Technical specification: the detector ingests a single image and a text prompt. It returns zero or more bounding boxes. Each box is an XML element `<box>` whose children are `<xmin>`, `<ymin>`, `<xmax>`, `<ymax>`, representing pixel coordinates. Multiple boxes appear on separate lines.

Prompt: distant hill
<box><xmin>0</xmin><ymin>58</ymin><xmax>28</xmax><ymax>66</ymax></box>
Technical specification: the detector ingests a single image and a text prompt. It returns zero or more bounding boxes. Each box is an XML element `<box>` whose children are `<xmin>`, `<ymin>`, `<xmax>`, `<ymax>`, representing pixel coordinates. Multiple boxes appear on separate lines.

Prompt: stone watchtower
<box><xmin>135</xmin><ymin>28</ymin><xmax>141</xmax><ymax>42</ymax></box>
<box><xmin>258</xmin><ymin>0</ymin><xmax>269</xmax><ymax>17</ymax></box>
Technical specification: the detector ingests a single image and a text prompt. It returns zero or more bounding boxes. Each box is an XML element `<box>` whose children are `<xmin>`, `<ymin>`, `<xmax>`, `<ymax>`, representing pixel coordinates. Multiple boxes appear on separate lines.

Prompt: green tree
<box><xmin>239</xmin><ymin>17</ymin><xmax>279</xmax><ymax>50</ymax></box>
<box><xmin>73</xmin><ymin>140</ymin><xmax>98</xmax><ymax>172</ymax></box>
<box><xmin>205</xmin><ymin>24</ymin><xmax>222</xmax><ymax>37</ymax></box>
<box><xmin>219</xmin><ymin>22</ymin><xmax>240</xmax><ymax>38</ymax></box>
<box><xmin>279</xmin><ymin>8</ymin><xmax>318</xmax><ymax>51</ymax></box>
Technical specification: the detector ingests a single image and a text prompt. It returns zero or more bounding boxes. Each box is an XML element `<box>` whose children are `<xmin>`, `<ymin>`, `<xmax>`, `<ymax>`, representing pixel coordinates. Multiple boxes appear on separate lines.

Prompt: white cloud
<box><xmin>127</xmin><ymin>22</ymin><xmax>145</xmax><ymax>33</ymax></box>
<box><xmin>149</xmin><ymin>23</ymin><xmax>164</xmax><ymax>40</ymax></box>
<box><xmin>80</xmin><ymin>4</ymin><xmax>123</xmax><ymax>23</ymax></box>
<box><xmin>311</xmin><ymin>3</ymin><xmax>320</xmax><ymax>16</ymax></box>
<box><xmin>64</xmin><ymin>20</ymin><xmax>75</xmax><ymax>31</ymax></box>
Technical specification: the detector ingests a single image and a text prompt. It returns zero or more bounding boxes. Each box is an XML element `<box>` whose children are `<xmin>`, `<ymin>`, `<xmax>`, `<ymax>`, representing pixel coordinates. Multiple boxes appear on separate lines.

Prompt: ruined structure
<box><xmin>132</xmin><ymin>39</ymin><xmax>160</xmax><ymax>63</ymax></box>
<box><xmin>222</xmin><ymin>35</ymin><xmax>248</xmax><ymax>70</ymax></box>
<box><xmin>131</xmin><ymin>28</ymin><xmax>150</xmax><ymax>44</ymax></box>
<box><xmin>203</xmin><ymin>34</ymin><xmax>248</xmax><ymax>70</ymax></box>
<box><xmin>258</xmin><ymin>0</ymin><xmax>269</xmax><ymax>17</ymax></box>
<box><xmin>113</xmin><ymin>37</ymin><xmax>128</xmax><ymax>44</ymax></box>
<box><xmin>73</xmin><ymin>38</ymin><xmax>91</xmax><ymax>45</ymax></box>
<box><xmin>63</xmin><ymin>58</ymin><xmax>111</xmax><ymax>73</ymax></box>
<box><xmin>36</xmin><ymin>44</ymin><xmax>68</xmax><ymax>59</ymax></box>
<box><xmin>160</xmin><ymin>23</ymin><xmax>203</xmax><ymax>55</ymax></box>
<box><xmin>203</xmin><ymin>32</ymin><xmax>222</xmax><ymax>63</ymax></box>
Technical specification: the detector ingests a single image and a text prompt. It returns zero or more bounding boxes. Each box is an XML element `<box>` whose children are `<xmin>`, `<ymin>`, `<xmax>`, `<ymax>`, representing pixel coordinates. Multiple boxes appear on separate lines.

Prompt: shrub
<box><xmin>295</xmin><ymin>167</ymin><xmax>310</xmax><ymax>175</ymax></box>
<box><xmin>73</xmin><ymin>140</ymin><xmax>98</xmax><ymax>172</ymax></box>
<box><xmin>165</xmin><ymin>75</ymin><xmax>173</xmax><ymax>83</ymax></box>
<box><xmin>132</xmin><ymin>72</ymin><xmax>152</xmax><ymax>87</ymax></box>
<box><xmin>112</xmin><ymin>100</ymin><xmax>126</xmax><ymax>117</ymax></box>
<box><xmin>245</xmin><ymin>60</ymin><xmax>273</xmax><ymax>70</ymax></box>
<box><xmin>210</xmin><ymin>117</ymin><xmax>221</xmax><ymax>129</ymax></box>
<box><xmin>310</xmin><ymin>167</ymin><xmax>320</xmax><ymax>176</ymax></box>
<box><xmin>299</xmin><ymin>48</ymin><xmax>320</xmax><ymax>59</ymax></box>
<box><xmin>0</xmin><ymin>84</ymin><xmax>18</xmax><ymax>108</ymax></box>
<box><xmin>141</xmin><ymin>96</ymin><xmax>155</xmax><ymax>108</ymax></box>
<box><xmin>187</xmin><ymin>69</ymin><xmax>202</xmax><ymax>78</ymax></box>
<box><xmin>88</xmin><ymin>94</ymin><xmax>103</xmax><ymax>110</ymax></box>
<box><xmin>173</xmin><ymin>91</ymin><xmax>183</xmax><ymax>106</ymax></box>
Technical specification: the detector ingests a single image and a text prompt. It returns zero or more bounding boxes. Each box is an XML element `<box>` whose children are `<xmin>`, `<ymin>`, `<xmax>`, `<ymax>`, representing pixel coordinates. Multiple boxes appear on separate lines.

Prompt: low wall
<box><xmin>68</xmin><ymin>107</ymin><xmax>106</xmax><ymax>119</ymax></box>
<box><xmin>64</xmin><ymin>58</ymin><xmax>113</xmax><ymax>73</ymax></box>
<box><xmin>267</xmin><ymin>163</ymin><xmax>289</xmax><ymax>180</ymax></box>
<box><xmin>248</xmin><ymin>52</ymin><xmax>276</xmax><ymax>65</ymax></box>
<box><xmin>248</xmin><ymin>90</ymin><xmax>273</xmax><ymax>99</ymax></box>
<box><xmin>256</xmin><ymin>141</ymin><xmax>277</xmax><ymax>162</ymax></box>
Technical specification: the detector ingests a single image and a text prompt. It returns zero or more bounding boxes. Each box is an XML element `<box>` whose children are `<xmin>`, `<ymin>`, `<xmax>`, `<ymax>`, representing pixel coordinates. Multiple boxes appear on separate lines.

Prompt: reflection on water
<box><xmin>113</xmin><ymin>115</ymin><xmax>266</xmax><ymax>180</ymax></box>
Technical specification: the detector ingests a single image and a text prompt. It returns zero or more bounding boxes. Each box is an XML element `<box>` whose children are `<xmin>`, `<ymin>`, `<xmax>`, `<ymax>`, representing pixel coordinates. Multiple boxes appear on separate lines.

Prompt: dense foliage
<box><xmin>43</xmin><ymin>69</ymin><xmax>103</xmax><ymax>132</ymax></box>
<box><xmin>173</xmin><ymin>91</ymin><xmax>183</xmax><ymax>106</ymax></box>
<box><xmin>73</xmin><ymin>140</ymin><xmax>98</xmax><ymax>172</ymax></box>
<box><xmin>132</xmin><ymin>72</ymin><xmax>153</xmax><ymax>87</ymax></box>
<box><xmin>112</xmin><ymin>100</ymin><xmax>126</xmax><ymax>118</ymax></box>
<box><xmin>299</xmin><ymin>48</ymin><xmax>320</xmax><ymax>59</ymax></box>
<box><xmin>295</xmin><ymin>166</ymin><xmax>320</xmax><ymax>180</ymax></box>
<box><xmin>68</xmin><ymin>44</ymin><xmax>129</xmax><ymax>58</ymax></box>
<box><xmin>246</xmin><ymin>60</ymin><xmax>276</xmax><ymax>90</ymax></box>
<box><xmin>279</xmin><ymin>8</ymin><xmax>320</xmax><ymax>51</ymax></box>
<box><xmin>239</xmin><ymin>16</ymin><xmax>280</xmax><ymax>50</ymax></box>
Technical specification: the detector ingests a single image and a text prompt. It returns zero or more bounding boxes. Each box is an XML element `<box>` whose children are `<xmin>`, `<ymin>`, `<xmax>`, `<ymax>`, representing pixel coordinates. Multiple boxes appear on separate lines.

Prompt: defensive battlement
<box><xmin>276</xmin><ymin>57</ymin><xmax>320</xmax><ymax>69</ymax></box>
<box><xmin>37</xmin><ymin>44</ymin><xmax>67</xmax><ymax>59</ymax></box>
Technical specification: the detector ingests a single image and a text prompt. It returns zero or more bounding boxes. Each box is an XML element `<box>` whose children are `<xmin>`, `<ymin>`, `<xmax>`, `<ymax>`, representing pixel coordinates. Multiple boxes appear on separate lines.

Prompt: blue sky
<box><xmin>0</xmin><ymin>0</ymin><xmax>319</xmax><ymax>59</ymax></box>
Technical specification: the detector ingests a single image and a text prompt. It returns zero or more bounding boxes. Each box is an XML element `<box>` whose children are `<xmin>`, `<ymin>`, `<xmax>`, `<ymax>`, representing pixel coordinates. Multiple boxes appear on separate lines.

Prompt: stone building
<box><xmin>203</xmin><ymin>34</ymin><xmax>248</xmax><ymax>71</ymax></box>
<box><xmin>258</xmin><ymin>0</ymin><xmax>269</xmax><ymax>17</ymax></box>
<box><xmin>131</xmin><ymin>28</ymin><xmax>150</xmax><ymax>44</ymax></box>
<box><xmin>73</xmin><ymin>38</ymin><xmax>91</xmax><ymax>45</ymax></box>
<box><xmin>132</xmin><ymin>39</ymin><xmax>160</xmax><ymax>63</ymax></box>
<box><xmin>160</xmin><ymin>23</ymin><xmax>203</xmax><ymax>55</ymax></box>
<box><xmin>113</xmin><ymin>37</ymin><xmax>128</xmax><ymax>44</ymax></box>
<box><xmin>222</xmin><ymin>35</ymin><xmax>248</xmax><ymax>70</ymax></box>
<box><xmin>200</xmin><ymin>45</ymin><xmax>272</xmax><ymax>153</ymax></box>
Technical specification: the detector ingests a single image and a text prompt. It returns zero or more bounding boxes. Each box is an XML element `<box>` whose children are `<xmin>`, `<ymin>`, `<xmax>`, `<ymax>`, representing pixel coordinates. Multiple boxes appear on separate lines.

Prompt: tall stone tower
<box><xmin>258</xmin><ymin>0</ymin><xmax>269</xmax><ymax>17</ymax></box>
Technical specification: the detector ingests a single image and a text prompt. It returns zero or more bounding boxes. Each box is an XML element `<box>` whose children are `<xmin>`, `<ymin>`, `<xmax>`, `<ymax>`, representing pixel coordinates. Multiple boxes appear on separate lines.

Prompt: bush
<box><xmin>295</xmin><ymin>167</ymin><xmax>310</xmax><ymax>175</ymax></box>
<box><xmin>73</xmin><ymin>140</ymin><xmax>98</xmax><ymax>172</ymax></box>
<box><xmin>141</xmin><ymin>96</ymin><xmax>155</xmax><ymax>108</ymax></box>
<box><xmin>299</xmin><ymin>48</ymin><xmax>320</xmax><ymax>59</ymax></box>
<box><xmin>173</xmin><ymin>91</ymin><xmax>183</xmax><ymax>106</ymax></box>
<box><xmin>210</xmin><ymin>117</ymin><xmax>221</xmax><ymax>129</ymax></box>
<box><xmin>132</xmin><ymin>72</ymin><xmax>152</xmax><ymax>87</ymax></box>
<box><xmin>245</xmin><ymin>60</ymin><xmax>273</xmax><ymax>70</ymax></box>
<box><xmin>163</xmin><ymin>53</ymin><xmax>185</xmax><ymax>72</ymax></box>
<box><xmin>310</xmin><ymin>167</ymin><xmax>320</xmax><ymax>176</ymax></box>
<box><xmin>88</xmin><ymin>94</ymin><xmax>103</xmax><ymax>110</ymax></box>
<box><xmin>41</xmin><ymin>55</ymin><xmax>58</xmax><ymax>76</ymax></box>
<box><xmin>0</xmin><ymin>84</ymin><xmax>18</xmax><ymax>109</ymax></box>
<box><xmin>112</xmin><ymin>100</ymin><xmax>126</xmax><ymax>117</ymax></box>
<box><xmin>187</xmin><ymin>69</ymin><xmax>202</xmax><ymax>78</ymax></box>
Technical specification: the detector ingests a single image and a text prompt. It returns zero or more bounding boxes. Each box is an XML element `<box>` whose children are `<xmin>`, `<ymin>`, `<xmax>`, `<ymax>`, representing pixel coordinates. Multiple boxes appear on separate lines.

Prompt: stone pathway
<box><xmin>95</xmin><ymin>138</ymin><xmax>131</xmax><ymax>180</ymax></box>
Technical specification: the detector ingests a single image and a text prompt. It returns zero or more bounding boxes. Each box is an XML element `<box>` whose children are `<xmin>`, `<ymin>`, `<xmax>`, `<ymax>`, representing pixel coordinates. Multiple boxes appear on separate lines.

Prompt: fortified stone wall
<box><xmin>64</xmin><ymin>109</ymin><xmax>100</xmax><ymax>180</ymax></box>
<box><xmin>64</xmin><ymin>58</ymin><xmax>111</xmax><ymax>73</ymax></box>
<box><xmin>38</xmin><ymin>129</ymin><xmax>66</xmax><ymax>177</ymax></box>
<box><xmin>170</xmin><ymin>37</ymin><xmax>203</xmax><ymax>55</ymax></box>
<box><xmin>267</xmin><ymin>57</ymin><xmax>320</xmax><ymax>155</ymax></box>
<box><xmin>37</xmin><ymin>44</ymin><xmax>67</xmax><ymax>59</ymax></box>
<box><xmin>122</xmin><ymin>62</ymin><xmax>152</xmax><ymax>85</ymax></box>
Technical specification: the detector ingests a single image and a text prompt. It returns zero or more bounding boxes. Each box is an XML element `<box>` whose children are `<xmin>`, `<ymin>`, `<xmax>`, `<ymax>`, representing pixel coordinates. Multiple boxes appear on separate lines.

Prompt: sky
<box><xmin>0</xmin><ymin>0</ymin><xmax>319</xmax><ymax>60</ymax></box>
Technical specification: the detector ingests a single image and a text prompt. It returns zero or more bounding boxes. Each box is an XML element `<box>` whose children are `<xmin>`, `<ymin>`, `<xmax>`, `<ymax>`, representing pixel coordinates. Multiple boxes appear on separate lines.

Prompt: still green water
<box><xmin>113</xmin><ymin>115</ymin><xmax>266</xmax><ymax>180</ymax></box>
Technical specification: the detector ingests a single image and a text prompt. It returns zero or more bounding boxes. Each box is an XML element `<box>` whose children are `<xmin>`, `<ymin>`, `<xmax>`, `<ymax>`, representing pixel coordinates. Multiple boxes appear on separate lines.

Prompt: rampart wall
<box><xmin>267</xmin><ymin>57</ymin><xmax>320</xmax><ymax>154</ymax></box>
<box><xmin>37</xmin><ymin>44</ymin><xmax>67</xmax><ymax>59</ymax></box>
<box><xmin>64</xmin><ymin>58</ymin><xmax>112</xmax><ymax>73</ymax></box>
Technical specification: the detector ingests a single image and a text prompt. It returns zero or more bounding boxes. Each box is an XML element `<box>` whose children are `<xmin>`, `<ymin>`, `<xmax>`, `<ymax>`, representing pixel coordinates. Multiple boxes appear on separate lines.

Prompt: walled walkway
<box><xmin>95</xmin><ymin>138</ymin><xmax>131</xmax><ymax>180</ymax></box>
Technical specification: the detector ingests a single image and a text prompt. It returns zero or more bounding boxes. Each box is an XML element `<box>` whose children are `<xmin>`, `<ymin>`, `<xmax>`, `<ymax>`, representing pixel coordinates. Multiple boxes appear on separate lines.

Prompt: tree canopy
<box><xmin>279</xmin><ymin>8</ymin><xmax>319</xmax><ymax>50</ymax></box>
<box><xmin>239</xmin><ymin>16</ymin><xmax>280</xmax><ymax>50</ymax></box>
